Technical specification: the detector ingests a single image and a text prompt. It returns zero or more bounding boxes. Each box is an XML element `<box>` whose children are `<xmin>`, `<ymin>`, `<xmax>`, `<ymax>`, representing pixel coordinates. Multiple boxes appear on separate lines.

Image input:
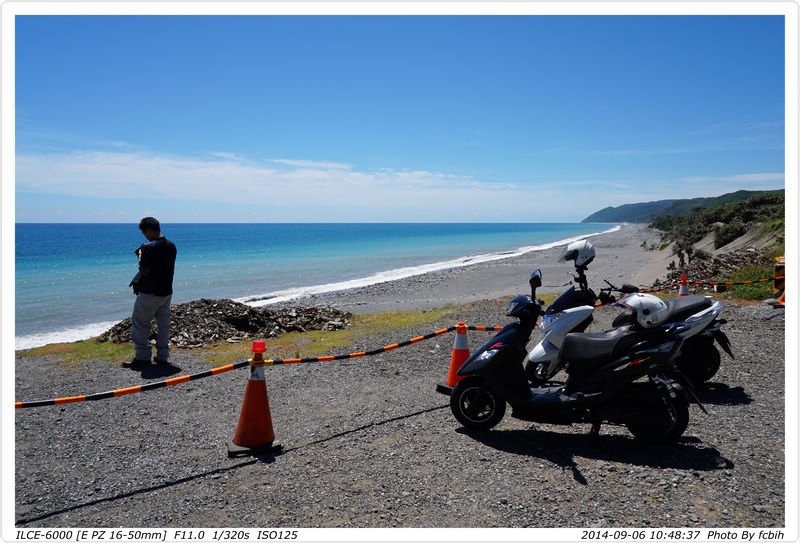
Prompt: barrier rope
<box><xmin>634</xmin><ymin>275</ymin><xmax>784</xmax><ymax>293</ymax></box>
<box><xmin>14</xmin><ymin>324</ymin><xmax>503</xmax><ymax>409</ymax></box>
<box><xmin>590</xmin><ymin>275</ymin><xmax>786</xmax><ymax>307</ymax></box>
<box><xmin>14</xmin><ymin>360</ymin><xmax>251</xmax><ymax>409</ymax></box>
<box><xmin>687</xmin><ymin>276</ymin><xmax>783</xmax><ymax>287</ymax></box>
<box><xmin>16</xmin><ymin>272</ymin><xmax>782</xmax><ymax>408</ymax></box>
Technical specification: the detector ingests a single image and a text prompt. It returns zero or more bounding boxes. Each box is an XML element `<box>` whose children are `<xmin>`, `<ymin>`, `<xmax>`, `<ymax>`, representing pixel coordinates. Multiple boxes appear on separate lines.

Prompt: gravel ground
<box><xmin>15</xmin><ymin>299</ymin><xmax>786</xmax><ymax>528</ymax></box>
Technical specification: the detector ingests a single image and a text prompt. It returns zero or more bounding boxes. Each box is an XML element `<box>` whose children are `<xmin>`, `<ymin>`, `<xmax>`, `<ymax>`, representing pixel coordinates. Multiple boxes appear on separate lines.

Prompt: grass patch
<box><xmin>350</xmin><ymin>306</ymin><xmax>458</xmax><ymax>335</ymax></box>
<box><xmin>17</xmin><ymin>306</ymin><xmax>462</xmax><ymax>366</ymax></box>
<box><xmin>201</xmin><ymin>328</ymin><xmax>357</xmax><ymax>366</ymax></box>
<box><xmin>17</xmin><ymin>339</ymin><xmax>132</xmax><ymax>366</ymax></box>
<box><xmin>723</xmin><ymin>264</ymin><xmax>777</xmax><ymax>301</ymax></box>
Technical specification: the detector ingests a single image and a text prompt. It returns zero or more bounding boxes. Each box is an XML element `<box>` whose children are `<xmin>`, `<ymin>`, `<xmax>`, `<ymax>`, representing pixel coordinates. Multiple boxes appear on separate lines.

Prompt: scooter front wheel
<box><xmin>450</xmin><ymin>377</ymin><xmax>506</xmax><ymax>431</ymax></box>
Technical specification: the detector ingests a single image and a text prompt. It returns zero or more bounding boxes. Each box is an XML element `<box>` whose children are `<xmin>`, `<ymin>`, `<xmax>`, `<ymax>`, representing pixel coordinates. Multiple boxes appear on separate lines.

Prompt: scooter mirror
<box><xmin>620</xmin><ymin>283</ymin><xmax>640</xmax><ymax>294</ymax></box>
<box><xmin>529</xmin><ymin>269</ymin><xmax>542</xmax><ymax>289</ymax></box>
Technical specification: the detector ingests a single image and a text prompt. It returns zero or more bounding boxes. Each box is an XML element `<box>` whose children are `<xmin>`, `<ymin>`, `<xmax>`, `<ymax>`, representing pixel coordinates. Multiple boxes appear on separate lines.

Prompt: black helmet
<box><xmin>505</xmin><ymin>294</ymin><xmax>535</xmax><ymax>319</ymax></box>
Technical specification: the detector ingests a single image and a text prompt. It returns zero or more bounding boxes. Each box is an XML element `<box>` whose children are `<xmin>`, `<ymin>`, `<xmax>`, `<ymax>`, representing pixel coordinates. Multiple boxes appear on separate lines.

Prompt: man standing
<box><xmin>126</xmin><ymin>217</ymin><xmax>177</xmax><ymax>367</ymax></box>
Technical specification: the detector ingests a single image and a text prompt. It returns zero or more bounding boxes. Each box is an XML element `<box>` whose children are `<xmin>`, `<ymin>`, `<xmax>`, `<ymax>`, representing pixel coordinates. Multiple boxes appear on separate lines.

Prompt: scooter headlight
<box><xmin>541</xmin><ymin>312</ymin><xmax>565</xmax><ymax>328</ymax></box>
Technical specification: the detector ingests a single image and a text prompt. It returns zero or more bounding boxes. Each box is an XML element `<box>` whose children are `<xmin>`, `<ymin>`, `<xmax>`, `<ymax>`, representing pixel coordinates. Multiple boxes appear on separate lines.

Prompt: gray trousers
<box><xmin>131</xmin><ymin>293</ymin><xmax>172</xmax><ymax>361</ymax></box>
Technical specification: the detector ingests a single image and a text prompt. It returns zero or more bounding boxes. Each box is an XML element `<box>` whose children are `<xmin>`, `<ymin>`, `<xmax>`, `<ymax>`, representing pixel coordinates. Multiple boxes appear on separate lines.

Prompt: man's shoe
<box><xmin>153</xmin><ymin>358</ymin><xmax>169</xmax><ymax>365</ymax></box>
<box><xmin>122</xmin><ymin>358</ymin><xmax>151</xmax><ymax>368</ymax></box>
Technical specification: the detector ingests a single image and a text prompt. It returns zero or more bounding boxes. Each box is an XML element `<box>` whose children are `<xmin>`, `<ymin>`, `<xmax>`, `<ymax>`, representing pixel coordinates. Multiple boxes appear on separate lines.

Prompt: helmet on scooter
<box><xmin>558</xmin><ymin>240</ymin><xmax>595</xmax><ymax>267</ymax></box>
<box><xmin>615</xmin><ymin>293</ymin><xmax>670</xmax><ymax>329</ymax></box>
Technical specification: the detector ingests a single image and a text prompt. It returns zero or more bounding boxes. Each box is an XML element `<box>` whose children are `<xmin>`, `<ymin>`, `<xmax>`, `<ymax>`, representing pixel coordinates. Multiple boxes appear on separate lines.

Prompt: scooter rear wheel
<box><xmin>626</xmin><ymin>391</ymin><xmax>689</xmax><ymax>445</ymax></box>
<box><xmin>677</xmin><ymin>345</ymin><xmax>721</xmax><ymax>383</ymax></box>
<box><xmin>450</xmin><ymin>377</ymin><xmax>506</xmax><ymax>431</ymax></box>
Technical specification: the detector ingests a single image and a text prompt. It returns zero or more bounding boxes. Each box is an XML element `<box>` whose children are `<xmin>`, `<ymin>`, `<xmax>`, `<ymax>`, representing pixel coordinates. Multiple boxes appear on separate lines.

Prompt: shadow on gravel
<box><xmin>283</xmin><ymin>404</ymin><xmax>450</xmax><ymax>453</ymax></box>
<box><xmin>15</xmin><ymin>453</ymin><xmax>277</xmax><ymax>526</ymax></box>
<box><xmin>458</xmin><ymin>428</ymin><xmax>734</xmax><ymax>485</ymax></box>
<box><xmin>695</xmin><ymin>383</ymin><xmax>752</xmax><ymax>406</ymax></box>
<box><xmin>139</xmin><ymin>362</ymin><xmax>182</xmax><ymax>379</ymax></box>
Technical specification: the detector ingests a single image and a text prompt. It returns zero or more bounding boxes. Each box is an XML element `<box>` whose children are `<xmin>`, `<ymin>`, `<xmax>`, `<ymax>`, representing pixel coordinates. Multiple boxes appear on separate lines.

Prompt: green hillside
<box><xmin>582</xmin><ymin>200</ymin><xmax>678</xmax><ymax>223</ymax></box>
<box><xmin>649</xmin><ymin>190</ymin><xmax>785</xmax><ymax>248</ymax></box>
<box><xmin>581</xmin><ymin>189</ymin><xmax>783</xmax><ymax>223</ymax></box>
<box><xmin>649</xmin><ymin>190</ymin><xmax>785</xmax><ymax>299</ymax></box>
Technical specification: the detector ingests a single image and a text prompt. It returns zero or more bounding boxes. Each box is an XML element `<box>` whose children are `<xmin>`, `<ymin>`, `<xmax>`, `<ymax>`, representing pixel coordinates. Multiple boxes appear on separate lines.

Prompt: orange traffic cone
<box><xmin>227</xmin><ymin>340</ymin><xmax>282</xmax><ymax>458</ymax></box>
<box><xmin>678</xmin><ymin>274</ymin><xmax>689</xmax><ymax>297</ymax></box>
<box><xmin>447</xmin><ymin>322</ymin><xmax>470</xmax><ymax>387</ymax></box>
<box><xmin>435</xmin><ymin>322</ymin><xmax>471</xmax><ymax>396</ymax></box>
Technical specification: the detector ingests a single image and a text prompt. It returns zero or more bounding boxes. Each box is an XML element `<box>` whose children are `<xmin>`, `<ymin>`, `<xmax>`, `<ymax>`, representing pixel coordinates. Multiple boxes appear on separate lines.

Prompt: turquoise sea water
<box><xmin>14</xmin><ymin>223</ymin><xmax>618</xmax><ymax>348</ymax></box>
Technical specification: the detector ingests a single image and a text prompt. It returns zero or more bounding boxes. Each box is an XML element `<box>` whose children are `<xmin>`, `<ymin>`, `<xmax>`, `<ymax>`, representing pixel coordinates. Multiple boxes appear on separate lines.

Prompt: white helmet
<box><xmin>616</xmin><ymin>293</ymin><xmax>670</xmax><ymax>329</ymax></box>
<box><xmin>558</xmin><ymin>240</ymin><xmax>596</xmax><ymax>267</ymax></box>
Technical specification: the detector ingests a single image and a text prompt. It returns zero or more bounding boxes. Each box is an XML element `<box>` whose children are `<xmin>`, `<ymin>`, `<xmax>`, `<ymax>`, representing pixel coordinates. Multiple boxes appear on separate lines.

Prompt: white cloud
<box><xmin>209</xmin><ymin>151</ymin><xmax>247</xmax><ymax>161</ymax></box>
<box><xmin>14</xmin><ymin>149</ymin><xmax>786</xmax><ymax>222</ymax></box>
<box><xmin>270</xmin><ymin>158</ymin><xmax>353</xmax><ymax>170</ymax></box>
<box><xmin>15</xmin><ymin>150</ymin><xmax>535</xmax><ymax>221</ymax></box>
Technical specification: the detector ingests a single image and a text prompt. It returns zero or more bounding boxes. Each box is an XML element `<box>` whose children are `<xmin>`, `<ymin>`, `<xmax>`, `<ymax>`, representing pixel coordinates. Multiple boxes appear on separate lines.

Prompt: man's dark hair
<box><xmin>139</xmin><ymin>217</ymin><xmax>161</xmax><ymax>233</ymax></box>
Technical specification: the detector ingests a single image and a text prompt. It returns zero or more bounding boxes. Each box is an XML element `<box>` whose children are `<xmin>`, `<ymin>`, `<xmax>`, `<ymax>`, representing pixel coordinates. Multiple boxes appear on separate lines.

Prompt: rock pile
<box><xmin>96</xmin><ymin>298</ymin><xmax>351</xmax><ymax>348</ymax></box>
<box><xmin>659</xmin><ymin>248</ymin><xmax>774</xmax><ymax>285</ymax></box>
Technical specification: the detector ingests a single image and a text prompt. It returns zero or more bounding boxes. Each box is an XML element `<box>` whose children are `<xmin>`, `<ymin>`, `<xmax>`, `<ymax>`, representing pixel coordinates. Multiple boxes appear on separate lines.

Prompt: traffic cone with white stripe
<box><xmin>227</xmin><ymin>340</ymin><xmax>282</xmax><ymax>458</ymax></box>
<box><xmin>678</xmin><ymin>274</ymin><xmax>689</xmax><ymax>297</ymax></box>
<box><xmin>435</xmin><ymin>322</ymin><xmax>470</xmax><ymax>395</ymax></box>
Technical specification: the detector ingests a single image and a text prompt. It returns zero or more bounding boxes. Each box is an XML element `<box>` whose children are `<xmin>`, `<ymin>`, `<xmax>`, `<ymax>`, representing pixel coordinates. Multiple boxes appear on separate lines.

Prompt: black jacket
<box><xmin>130</xmin><ymin>237</ymin><xmax>177</xmax><ymax>296</ymax></box>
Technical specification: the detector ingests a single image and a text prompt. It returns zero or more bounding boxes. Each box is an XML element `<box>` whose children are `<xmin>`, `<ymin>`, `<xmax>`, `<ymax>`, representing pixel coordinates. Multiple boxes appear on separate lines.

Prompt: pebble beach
<box><xmin>298</xmin><ymin>223</ymin><xmax>663</xmax><ymax>314</ymax></box>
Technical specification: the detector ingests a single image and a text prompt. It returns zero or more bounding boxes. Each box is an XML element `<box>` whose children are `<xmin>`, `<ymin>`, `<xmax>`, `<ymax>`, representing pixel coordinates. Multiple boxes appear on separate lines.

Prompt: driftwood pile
<box><xmin>96</xmin><ymin>298</ymin><xmax>351</xmax><ymax>348</ymax></box>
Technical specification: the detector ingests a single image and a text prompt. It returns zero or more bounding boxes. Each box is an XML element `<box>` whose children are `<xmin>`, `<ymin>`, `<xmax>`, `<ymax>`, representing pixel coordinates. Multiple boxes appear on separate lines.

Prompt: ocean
<box><xmin>14</xmin><ymin>222</ymin><xmax>619</xmax><ymax>349</ymax></box>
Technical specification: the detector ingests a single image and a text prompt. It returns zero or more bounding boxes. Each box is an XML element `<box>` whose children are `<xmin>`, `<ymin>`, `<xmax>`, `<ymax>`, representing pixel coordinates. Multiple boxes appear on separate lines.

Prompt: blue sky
<box><xmin>14</xmin><ymin>14</ymin><xmax>786</xmax><ymax>222</ymax></box>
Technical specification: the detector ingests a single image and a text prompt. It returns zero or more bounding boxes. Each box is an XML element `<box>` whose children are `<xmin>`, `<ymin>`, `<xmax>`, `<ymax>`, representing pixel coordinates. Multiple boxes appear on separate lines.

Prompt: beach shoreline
<box><xmin>15</xmin><ymin>223</ymin><xmax>664</xmax><ymax>350</ymax></box>
<box><xmin>287</xmin><ymin>222</ymin><xmax>664</xmax><ymax>315</ymax></box>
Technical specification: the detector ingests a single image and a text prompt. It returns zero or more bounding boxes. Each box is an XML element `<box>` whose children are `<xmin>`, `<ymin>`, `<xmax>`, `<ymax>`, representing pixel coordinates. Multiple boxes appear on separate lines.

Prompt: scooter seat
<box><xmin>663</xmin><ymin>295</ymin><xmax>712</xmax><ymax>323</ymax></box>
<box><xmin>562</xmin><ymin>325</ymin><xmax>666</xmax><ymax>366</ymax></box>
<box><xmin>561</xmin><ymin>327</ymin><xmax>630</xmax><ymax>364</ymax></box>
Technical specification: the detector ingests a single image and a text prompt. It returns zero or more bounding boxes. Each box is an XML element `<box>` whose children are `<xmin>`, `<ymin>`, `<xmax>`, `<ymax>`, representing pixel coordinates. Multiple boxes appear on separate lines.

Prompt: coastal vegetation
<box><xmin>646</xmin><ymin>191</ymin><xmax>785</xmax><ymax>301</ymax></box>
<box><xmin>648</xmin><ymin>190</ymin><xmax>784</xmax><ymax>249</ymax></box>
<box><xmin>726</xmin><ymin>263</ymin><xmax>782</xmax><ymax>300</ymax></box>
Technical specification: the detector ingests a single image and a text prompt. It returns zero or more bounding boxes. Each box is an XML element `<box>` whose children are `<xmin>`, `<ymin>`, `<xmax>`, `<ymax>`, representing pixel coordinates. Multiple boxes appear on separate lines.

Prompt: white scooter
<box><xmin>524</xmin><ymin>239</ymin><xmax>601</xmax><ymax>384</ymax></box>
<box><xmin>525</xmin><ymin>240</ymin><xmax>732</xmax><ymax>385</ymax></box>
